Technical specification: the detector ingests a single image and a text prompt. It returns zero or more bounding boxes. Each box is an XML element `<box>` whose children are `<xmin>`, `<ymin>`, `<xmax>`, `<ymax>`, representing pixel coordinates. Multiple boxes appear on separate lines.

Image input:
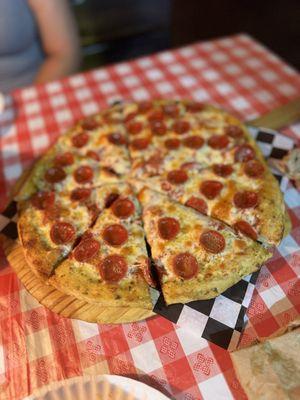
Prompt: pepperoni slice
<box><xmin>185</xmin><ymin>197</ymin><xmax>208</xmax><ymax>215</ymax></box>
<box><xmin>86</xmin><ymin>150</ymin><xmax>100</xmax><ymax>161</ymax></box>
<box><xmin>103</xmin><ymin>224</ymin><xmax>128</xmax><ymax>246</ymax></box>
<box><xmin>145</xmin><ymin>153</ymin><xmax>163</xmax><ymax>172</ymax></box>
<box><xmin>131</xmin><ymin>137</ymin><xmax>151</xmax><ymax>150</ymax></box>
<box><xmin>167</xmin><ymin>169</ymin><xmax>188</xmax><ymax>185</ymax></box>
<box><xmin>158</xmin><ymin>217</ymin><xmax>180</xmax><ymax>240</ymax></box>
<box><xmin>172</xmin><ymin>120</ymin><xmax>190</xmax><ymax>134</ymax></box>
<box><xmin>54</xmin><ymin>152</ymin><xmax>74</xmax><ymax>167</ymax></box>
<box><xmin>43</xmin><ymin>203</ymin><xmax>62</xmax><ymax>222</ymax></box>
<box><xmin>124</xmin><ymin>111</ymin><xmax>137</xmax><ymax>122</ymax></box>
<box><xmin>180</xmin><ymin>162</ymin><xmax>202</xmax><ymax>171</ymax></box>
<box><xmin>112</xmin><ymin>198</ymin><xmax>135</xmax><ymax>219</ymax></box>
<box><xmin>74</xmin><ymin>238</ymin><xmax>100</xmax><ymax>262</ymax></box>
<box><xmin>163</xmin><ymin>103</ymin><xmax>179</xmax><ymax>117</ymax></box>
<box><xmin>233</xmin><ymin>191</ymin><xmax>258</xmax><ymax>209</ymax></box>
<box><xmin>186</xmin><ymin>102</ymin><xmax>204</xmax><ymax>113</ymax></box>
<box><xmin>74</xmin><ymin>166</ymin><xmax>93</xmax><ymax>183</ymax></box>
<box><xmin>150</xmin><ymin>120</ymin><xmax>167</xmax><ymax>136</ymax></box>
<box><xmin>107</xmin><ymin>132</ymin><xmax>127</xmax><ymax>145</ymax></box>
<box><xmin>80</xmin><ymin>230</ymin><xmax>94</xmax><ymax>242</ymax></box>
<box><xmin>72</xmin><ymin>132</ymin><xmax>89</xmax><ymax>148</ymax></box>
<box><xmin>148</xmin><ymin>109</ymin><xmax>164</xmax><ymax>122</ymax></box>
<box><xmin>141</xmin><ymin>258</ymin><xmax>156</xmax><ymax>287</ymax></box>
<box><xmin>207</xmin><ymin>134</ymin><xmax>229</xmax><ymax>149</ymax></box>
<box><xmin>31</xmin><ymin>191</ymin><xmax>55</xmax><ymax>210</ymax></box>
<box><xmin>81</xmin><ymin>118</ymin><xmax>98</xmax><ymax>130</ymax></box>
<box><xmin>213</xmin><ymin>164</ymin><xmax>233</xmax><ymax>177</ymax></box>
<box><xmin>126</xmin><ymin>121</ymin><xmax>143</xmax><ymax>135</ymax></box>
<box><xmin>105</xmin><ymin>193</ymin><xmax>119</xmax><ymax>208</ymax></box>
<box><xmin>99</xmin><ymin>254</ymin><xmax>127</xmax><ymax>282</ymax></box>
<box><xmin>71</xmin><ymin>187</ymin><xmax>91</xmax><ymax>201</ymax></box>
<box><xmin>164</xmin><ymin>138</ymin><xmax>180</xmax><ymax>150</ymax></box>
<box><xmin>244</xmin><ymin>160</ymin><xmax>264</xmax><ymax>178</ymax></box>
<box><xmin>200</xmin><ymin>230</ymin><xmax>225</xmax><ymax>253</ymax></box>
<box><xmin>45</xmin><ymin>167</ymin><xmax>66</xmax><ymax>183</ymax></box>
<box><xmin>234</xmin><ymin>144</ymin><xmax>255</xmax><ymax>162</ymax></box>
<box><xmin>138</xmin><ymin>100</ymin><xmax>152</xmax><ymax>113</ymax></box>
<box><xmin>173</xmin><ymin>253</ymin><xmax>199</xmax><ymax>279</ymax></box>
<box><xmin>200</xmin><ymin>180</ymin><xmax>223</xmax><ymax>199</ymax></box>
<box><xmin>183</xmin><ymin>136</ymin><xmax>204</xmax><ymax>149</ymax></box>
<box><xmin>50</xmin><ymin>221</ymin><xmax>75</xmax><ymax>245</ymax></box>
<box><xmin>225</xmin><ymin>125</ymin><xmax>243</xmax><ymax>138</ymax></box>
<box><xmin>233</xmin><ymin>220</ymin><xmax>258</xmax><ymax>240</ymax></box>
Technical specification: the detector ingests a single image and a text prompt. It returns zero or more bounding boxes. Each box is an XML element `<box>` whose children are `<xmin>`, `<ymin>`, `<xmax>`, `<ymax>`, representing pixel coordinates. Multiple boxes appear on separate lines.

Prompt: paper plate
<box><xmin>24</xmin><ymin>374</ymin><xmax>171</xmax><ymax>400</ymax></box>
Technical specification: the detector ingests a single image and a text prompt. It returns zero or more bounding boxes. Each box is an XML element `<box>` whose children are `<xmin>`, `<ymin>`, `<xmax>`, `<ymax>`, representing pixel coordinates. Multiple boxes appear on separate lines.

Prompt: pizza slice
<box><xmin>18</xmin><ymin>182</ymin><xmax>138</xmax><ymax>279</ymax></box>
<box><xmin>48</xmin><ymin>183</ymin><xmax>153</xmax><ymax>308</ymax></box>
<box><xmin>16</xmin><ymin>147</ymin><xmax>118</xmax><ymax>201</ymax></box>
<box><xmin>18</xmin><ymin>190</ymin><xmax>95</xmax><ymax>279</ymax></box>
<box><xmin>139</xmin><ymin>188</ymin><xmax>271</xmax><ymax>305</ymax></box>
<box><xmin>133</xmin><ymin>155</ymin><xmax>285</xmax><ymax>246</ymax></box>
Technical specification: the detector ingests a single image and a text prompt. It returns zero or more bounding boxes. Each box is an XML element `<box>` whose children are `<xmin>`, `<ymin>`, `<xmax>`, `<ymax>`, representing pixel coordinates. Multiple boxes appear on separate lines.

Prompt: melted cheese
<box><xmin>59</xmin><ymin>183</ymin><xmax>148</xmax><ymax>282</ymax></box>
<box><xmin>140</xmin><ymin>189</ymin><xmax>254</xmax><ymax>283</ymax></box>
<box><xmin>138</xmin><ymin>162</ymin><xmax>265</xmax><ymax>236</ymax></box>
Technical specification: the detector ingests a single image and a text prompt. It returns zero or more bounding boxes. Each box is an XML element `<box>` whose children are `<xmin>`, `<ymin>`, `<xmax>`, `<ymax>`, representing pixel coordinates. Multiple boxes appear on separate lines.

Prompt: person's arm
<box><xmin>28</xmin><ymin>0</ymin><xmax>81</xmax><ymax>84</ymax></box>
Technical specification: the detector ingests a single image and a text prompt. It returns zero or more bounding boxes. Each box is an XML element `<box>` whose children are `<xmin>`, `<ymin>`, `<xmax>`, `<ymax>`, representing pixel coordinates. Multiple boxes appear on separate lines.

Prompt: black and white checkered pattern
<box><xmin>0</xmin><ymin>201</ymin><xmax>18</xmax><ymax>239</ymax></box>
<box><xmin>154</xmin><ymin>271</ymin><xmax>259</xmax><ymax>350</ymax></box>
<box><xmin>0</xmin><ymin>127</ymin><xmax>294</xmax><ymax>350</ymax></box>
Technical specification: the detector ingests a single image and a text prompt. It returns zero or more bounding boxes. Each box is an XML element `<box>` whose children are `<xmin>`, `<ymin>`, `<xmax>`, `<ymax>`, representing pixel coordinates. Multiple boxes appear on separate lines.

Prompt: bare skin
<box><xmin>28</xmin><ymin>0</ymin><xmax>81</xmax><ymax>84</ymax></box>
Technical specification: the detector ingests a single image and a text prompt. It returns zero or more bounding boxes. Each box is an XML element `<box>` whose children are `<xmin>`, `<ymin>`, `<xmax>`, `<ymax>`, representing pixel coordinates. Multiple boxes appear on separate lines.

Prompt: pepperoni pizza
<box><xmin>49</xmin><ymin>183</ymin><xmax>153</xmax><ymax>308</ymax></box>
<box><xmin>138</xmin><ymin>188</ymin><xmax>270</xmax><ymax>304</ymax></box>
<box><xmin>18</xmin><ymin>183</ymin><xmax>130</xmax><ymax>279</ymax></box>
<box><xmin>16</xmin><ymin>99</ymin><xmax>287</xmax><ymax>307</ymax></box>
<box><xmin>132</xmin><ymin>159</ymin><xmax>285</xmax><ymax>246</ymax></box>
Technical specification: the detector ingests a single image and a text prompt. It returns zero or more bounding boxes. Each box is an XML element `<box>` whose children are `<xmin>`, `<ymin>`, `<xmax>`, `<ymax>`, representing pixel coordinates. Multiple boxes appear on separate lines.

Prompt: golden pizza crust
<box><xmin>283</xmin><ymin>208</ymin><xmax>291</xmax><ymax>237</ymax></box>
<box><xmin>9</xmin><ymin>160</ymin><xmax>41</xmax><ymax>203</ymax></box>
<box><xmin>163</xmin><ymin>245</ymin><xmax>268</xmax><ymax>304</ymax></box>
<box><xmin>256</xmin><ymin>170</ymin><xmax>286</xmax><ymax>246</ymax></box>
<box><xmin>18</xmin><ymin>213</ymin><xmax>65</xmax><ymax>279</ymax></box>
<box><xmin>15</xmin><ymin>149</ymin><xmax>57</xmax><ymax>201</ymax></box>
<box><xmin>48</xmin><ymin>261</ymin><xmax>153</xmax><ymax>309</ymax></box>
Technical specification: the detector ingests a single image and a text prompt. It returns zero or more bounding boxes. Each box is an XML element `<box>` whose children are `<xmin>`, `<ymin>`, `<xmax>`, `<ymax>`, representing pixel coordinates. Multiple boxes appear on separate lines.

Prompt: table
<box><xmin>0</xmin><ymin>33</ymin><xmax>299</xmax><ymax>400</ymax></box>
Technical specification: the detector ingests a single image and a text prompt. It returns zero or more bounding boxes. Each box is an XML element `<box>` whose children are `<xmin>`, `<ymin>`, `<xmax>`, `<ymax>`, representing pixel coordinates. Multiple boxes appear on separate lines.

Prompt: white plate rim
<box><xmin>23</xmin><ymin>374</ymin><xmax>171</xmax><ymax>400</ymax></box>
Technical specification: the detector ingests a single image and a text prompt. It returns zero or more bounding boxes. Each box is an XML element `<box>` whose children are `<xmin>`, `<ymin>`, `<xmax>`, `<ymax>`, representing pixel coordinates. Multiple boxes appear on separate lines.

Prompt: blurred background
<box><xmin>72</xmin><ymin>0</ymin><xmax>300</xmax><ymax>70</ymax></box>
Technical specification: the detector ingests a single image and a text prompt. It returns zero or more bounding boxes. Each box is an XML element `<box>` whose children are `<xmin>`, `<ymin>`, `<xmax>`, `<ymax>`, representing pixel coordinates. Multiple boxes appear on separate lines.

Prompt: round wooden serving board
<box><xmin>1</xmin><ymin>235</ymin><xmax>155</xmax><ymax>324</ymax></box>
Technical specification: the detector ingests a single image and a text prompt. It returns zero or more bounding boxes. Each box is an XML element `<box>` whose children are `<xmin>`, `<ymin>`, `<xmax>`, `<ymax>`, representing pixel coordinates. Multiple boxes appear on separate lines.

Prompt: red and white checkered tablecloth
<box><xmin>0</xmin><ymin>34</ymin><xmax>299</xmax><ymax>400</ymax></box>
